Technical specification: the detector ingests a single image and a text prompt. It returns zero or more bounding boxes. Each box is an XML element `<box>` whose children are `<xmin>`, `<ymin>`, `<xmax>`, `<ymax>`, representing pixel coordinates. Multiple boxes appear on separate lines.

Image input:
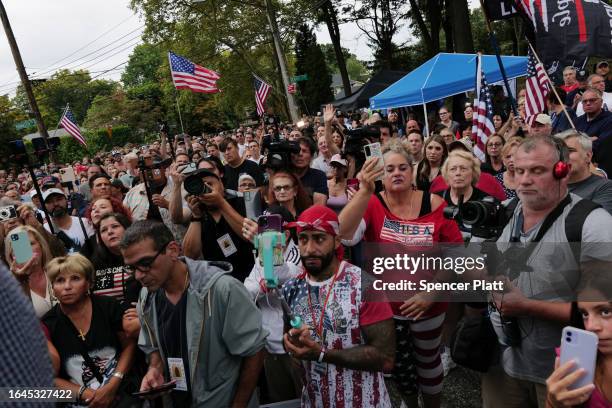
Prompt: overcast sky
<box><xmin>0</xmin><ymin>0</ymin><xmax>479</xmax><ymax>96</ymax></box>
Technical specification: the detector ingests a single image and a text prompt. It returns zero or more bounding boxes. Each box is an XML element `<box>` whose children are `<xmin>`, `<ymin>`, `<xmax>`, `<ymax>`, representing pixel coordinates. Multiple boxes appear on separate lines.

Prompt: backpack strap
<box><xmin>565</xmin><ymin>199</ymin><xmax>601</xmax><ymax>264</ymax></box>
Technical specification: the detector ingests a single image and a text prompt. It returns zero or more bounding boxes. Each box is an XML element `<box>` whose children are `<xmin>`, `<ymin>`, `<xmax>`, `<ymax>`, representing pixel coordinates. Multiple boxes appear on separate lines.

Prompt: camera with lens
<box><xmin>265</xmin><ymin>141</ymin><xmax>300</xmax><ymax>171</ymax></box>
<box><xmin>0</xmin><ymin>205</ymin><xmax>18</xmax><ymax>222</ymax></box>
<box><xmin>443</xmin><ymin>196</ymin><xmax>509</xmax><ymax>239</ymax></box>
<box><xmin>346</xmin><ymin>125</ymin><xmax>381</xmax><ymax>141</ymax></box>
<box><xmin>184</xmin><ymin>169</ymin><xmax>213</xmax><ymax>196</ymax></box>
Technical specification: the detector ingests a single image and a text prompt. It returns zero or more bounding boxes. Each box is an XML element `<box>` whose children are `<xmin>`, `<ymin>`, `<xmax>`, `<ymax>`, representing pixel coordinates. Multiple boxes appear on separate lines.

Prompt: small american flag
<box><xmin>168</xmin><ymin>51</ymin><xmax>221</xmax><ymax>93</ymax></box>
<box><xmin>253</xmin><ymin>75</ymin><xmax>271</xmax><ymax>116</ymax></box>
<box><xmin>524</xmin><ymin>48</ymin><xmax>550</xmax><ymax>127</ymax></box>
<box><xmin>472</xmin><ymin>55</ymin><xmax>495</xmax><ymax>162</ymax></box>
<box><xmin>380</xmin><ymin>218</ymin><xmax>406</xmax><ymax>244</ymax></box>
<box><xmin>60</xmin><ymin>107</ymin><xmax>86</xmax><ymax>146</ymax></box>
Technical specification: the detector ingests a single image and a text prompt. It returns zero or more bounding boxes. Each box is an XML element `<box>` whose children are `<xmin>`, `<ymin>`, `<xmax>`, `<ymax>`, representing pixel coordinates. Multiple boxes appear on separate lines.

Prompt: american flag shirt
<box><xmin>282</xmin><ymin>261</ymin><xmax>393</xmax><ymax>408</ymax></box>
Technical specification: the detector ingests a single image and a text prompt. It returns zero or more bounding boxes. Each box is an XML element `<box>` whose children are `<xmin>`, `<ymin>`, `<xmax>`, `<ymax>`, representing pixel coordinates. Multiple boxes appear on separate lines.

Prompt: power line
<box><xmin>35</xmin><ymin>14</ymin><xmax>135</xmax><ymax>72</ymax></box>
<box><xmin>28</xmin><ymin>25</ymin><xmax>144</xmax><ymax>78</ymax></box>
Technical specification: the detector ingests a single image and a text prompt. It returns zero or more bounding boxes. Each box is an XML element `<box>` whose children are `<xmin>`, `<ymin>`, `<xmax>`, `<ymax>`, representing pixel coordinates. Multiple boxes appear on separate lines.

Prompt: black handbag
<box><xmin>450</xmin><ymin>311</ymin><xmax>499</xmax><ymax>373</ymax></box>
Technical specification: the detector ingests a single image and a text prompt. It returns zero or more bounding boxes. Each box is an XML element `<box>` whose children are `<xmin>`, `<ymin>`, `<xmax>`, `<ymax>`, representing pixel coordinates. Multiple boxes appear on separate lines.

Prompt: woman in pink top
<box><xmin>546</xmin><ymin>273</ymin><xmax>612</xmax><ymax>407</ymax></box>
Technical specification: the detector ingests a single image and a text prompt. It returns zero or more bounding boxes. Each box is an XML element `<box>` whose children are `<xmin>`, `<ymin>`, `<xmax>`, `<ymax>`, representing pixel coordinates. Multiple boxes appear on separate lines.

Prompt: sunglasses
<box><xmin>273</xmin><ymin>184</ymin><xmax>294</xmax><ymax>192</ymax></box>
<box><xmin>125</xmin><ymin>242</ymin><xmax>170</xmax><ymax>273</ymax></box>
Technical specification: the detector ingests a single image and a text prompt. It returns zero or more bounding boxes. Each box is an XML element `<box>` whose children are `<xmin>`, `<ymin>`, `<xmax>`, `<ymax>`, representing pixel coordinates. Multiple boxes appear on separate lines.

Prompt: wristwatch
<box><xmin>112</xmin><ymin>371</ymin><xmax>124</xmax><ymax>380</ymax></box>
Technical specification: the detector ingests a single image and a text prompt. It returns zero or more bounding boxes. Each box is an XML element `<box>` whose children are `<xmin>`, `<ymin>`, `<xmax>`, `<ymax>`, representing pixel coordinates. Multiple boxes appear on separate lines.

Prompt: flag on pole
<box><xmin>168</xmin><ymin>51</ymin><xmax>221</xmax><ymax>93</ymax></box>
<box><xmin>60</xmin><ymin>107</ymin><xmax>86</xmax><ymax>146</ymax></box>
<box><xmin>472</xmin><ymin>55</ymin><xmax>495</xmax><ymax>162</ymax></box>
<box><xmin>253</xmin><ymin>75</ymin><xmax>271</xmax><ymax>116</ymax></box>
<box><xmin>524</xmin><ymin>48</ymin><xmax>550</xmax><ymax>127</ymax></box>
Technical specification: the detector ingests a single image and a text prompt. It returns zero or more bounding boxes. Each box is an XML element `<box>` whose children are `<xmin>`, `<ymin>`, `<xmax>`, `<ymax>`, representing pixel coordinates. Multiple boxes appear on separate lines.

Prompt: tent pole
<box><xmin>422</xmin><ymin>103</ymin><xmax>429</xmax><ymax>136</ymax></box>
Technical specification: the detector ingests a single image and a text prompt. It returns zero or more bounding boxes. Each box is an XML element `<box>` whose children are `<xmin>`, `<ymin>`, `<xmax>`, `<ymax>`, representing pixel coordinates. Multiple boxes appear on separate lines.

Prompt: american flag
<box><xmin>380</xmin><ymin>218</ymin><xmax>406</xmax><ymax>244</ymax></box>
<box><xmin>60</xmin><ymin>107</ymin><xmax>86</xmax><ymax>146</ymax></box>
<box><xmin>472</xmin><ymin>55</ymin><xmax>495</xmax><ymax>162</ymax></box>
<box><xmin>380</xmin><ymin>218</ymin><xmax>434</xmax><ymax>247</ymax></box>
<box><xmin>253</xmin><ymin>75</ymin><xmax>271</xmax><ymax>116</ymax></box>
<box><xmin>515</xmin><ymin>0</ymin><xmax>549</xmax><ymax>32</ymax></box>
<box><xmin>524</xmin><ymin>48</ymin><xmax>550</xmax><ymax>127</ymax></box>
<box><xmin>168</xmin><ymin>51</ymin><xmax>221</xmax><ymax>93</ymax></box>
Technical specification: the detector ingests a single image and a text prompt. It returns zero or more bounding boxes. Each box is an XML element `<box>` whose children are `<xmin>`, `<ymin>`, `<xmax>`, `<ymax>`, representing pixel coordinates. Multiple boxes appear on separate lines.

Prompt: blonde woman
<box><xmin>497</xmin><ymin>137</ymin><xmax>523</xmax><ymax>199</ymax></box>
<box><xmin>42</xmin><ymin>254</ymin><xmax>138</xmax><ymax>406</ymax></box>
<box><xmin>5</xmin><ymin>225</ymin><xmax>55</xmax><ymax>317</ymax></box>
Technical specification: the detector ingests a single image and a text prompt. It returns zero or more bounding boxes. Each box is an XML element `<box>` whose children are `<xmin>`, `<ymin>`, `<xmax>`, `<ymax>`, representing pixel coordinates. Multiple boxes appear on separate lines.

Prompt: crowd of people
<box><xmin>1</xmin><ymin>61</ymin><xmax>612</xmax><ymax>408</ymax></box>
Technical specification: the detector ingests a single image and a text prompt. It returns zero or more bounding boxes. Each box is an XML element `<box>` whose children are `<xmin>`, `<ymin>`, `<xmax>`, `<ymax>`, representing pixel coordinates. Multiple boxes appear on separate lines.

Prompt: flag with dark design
<box><xmin>253</xmin><ymin>75</ymin><xmax>271</xmax><ymax>117</ymax></box>
<box><xmin>515</xmin><ymin>0</ymin><xmax>612</xmax><ymax>70</ymax></box>
<box><xmin>472</xmin><ymin>55</ymin><xmax>495</xmax><ymax>163</ymax></box>
<box><xmin>60</xmin><ymin>107</ymin><xmax>86</xmax><ymax>147</ymax></box>
<box><xmin>524</xmin><ymin>48</ymin><xmax>550</xmax><ymax>127</ymax></box>
<box><xmin>484</xmin><ymin>0</ymin><xmax>518</xmax><ymax>20</ymax></box>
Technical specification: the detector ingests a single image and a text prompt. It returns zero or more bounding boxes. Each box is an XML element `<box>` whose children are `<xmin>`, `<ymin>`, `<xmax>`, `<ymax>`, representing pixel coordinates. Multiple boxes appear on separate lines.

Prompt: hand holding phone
<box><xmin>363</xmin><ymin>142</ymin><xmax>384</xmax><ymax>181</ymax></box>
<box><xmin>11</xmin><ymin>231</ymin><xmax>33</xmax><ymax>266</ymax></box>
<box><xmin>133</xmin><ymin>381</ymin><xmax>176</xmax><ymax>398</ymax></box>
<box><xmin>559</xmin><ymin>326</ymin><xmax>598</xmax><ymax>390</ymax></box>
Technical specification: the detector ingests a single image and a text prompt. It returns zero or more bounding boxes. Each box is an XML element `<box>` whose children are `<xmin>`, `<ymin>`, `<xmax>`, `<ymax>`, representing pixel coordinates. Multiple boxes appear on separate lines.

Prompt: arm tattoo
<box><xmin>323</xmin><ymin>319</ymin><xmax>395</xmax><ymax>372</ymax></box>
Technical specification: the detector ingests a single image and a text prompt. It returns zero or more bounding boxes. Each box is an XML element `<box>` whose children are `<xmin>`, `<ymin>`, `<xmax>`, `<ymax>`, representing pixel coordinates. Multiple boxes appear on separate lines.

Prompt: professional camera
<box><xmin>266</xmin><ymin>141</ymin><xmax>300</xmax><ymax>171</ymax></box>
<box><xmin>346</xmin><ymin>125</ymin><xmax>381</xmax><ymax>141</ymax></box>
<box><xmin>443</xmin><ymin>196</ymin><xmax>509</xmax><ymax>239</ymax></box>
<box><xmin>184</xmin><ymin>169</ymin><xmax>213</xmax><ymax>196</ymax></box>
<box><xmin>0</xmin><ymin>205</ymin><xmax>18</xmax><ymax>222</ymax></box>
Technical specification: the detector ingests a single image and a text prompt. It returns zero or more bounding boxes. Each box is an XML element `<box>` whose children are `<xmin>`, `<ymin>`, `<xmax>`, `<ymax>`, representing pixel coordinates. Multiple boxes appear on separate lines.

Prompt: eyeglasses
<box><xmin>273</xmin><ymin>184</ymin><xmax>294</xmax><ymax>192</ymax></box>
<box><xmin>439</xmin><ymin>112</ymin><xmax>449</xmax><ymax>116</ymax></box>
<box><xmin>124</xmin><ymin>242</ymin><xmax>170</xmax><ymax>273</ymax></box>
<box><xmin>239</xmin><ymin>182</ymin><xmax>256</xmax><ymax>189</ymax></box>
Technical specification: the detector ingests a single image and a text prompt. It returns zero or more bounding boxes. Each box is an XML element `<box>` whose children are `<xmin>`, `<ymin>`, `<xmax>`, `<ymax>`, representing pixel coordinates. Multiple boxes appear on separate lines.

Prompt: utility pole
<box><xmin>0</xmin><ymin>0</ymin><xmax>49</xmax><ymax>140</ymax></box>
<box><xmin>264</xmin><ymin>0</ymin><xmax>299</xmax><ymax>123</ymax></box>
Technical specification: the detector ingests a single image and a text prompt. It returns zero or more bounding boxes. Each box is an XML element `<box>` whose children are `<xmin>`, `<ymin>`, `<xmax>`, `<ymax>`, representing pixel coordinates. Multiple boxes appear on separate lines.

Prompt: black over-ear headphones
<box><xmin>552</xmin><ymin>137</ymin><xmax>570</xmax><ymax>179</ymax></box>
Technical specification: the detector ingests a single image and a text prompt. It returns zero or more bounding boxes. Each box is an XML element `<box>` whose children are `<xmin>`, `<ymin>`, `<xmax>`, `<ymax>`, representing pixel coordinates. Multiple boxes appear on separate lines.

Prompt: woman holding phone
<box><xmin>5</xmin><ymin>225</ymin><xmax>55</xmax><ymax>317</ymax></box>
<box><xmin>42</xmin><ymin>254</ymin><xmax>139</xmax><ymax>407</ymax></box>
<box><xmin>546</xmin><ymin>273</ymin><xmax>612</xmax><ymax>407</ymax></box>
<box><xmin>339</xmin><ymin>139</ymin><xmax>462</xmax><ymax>408</ymax></box>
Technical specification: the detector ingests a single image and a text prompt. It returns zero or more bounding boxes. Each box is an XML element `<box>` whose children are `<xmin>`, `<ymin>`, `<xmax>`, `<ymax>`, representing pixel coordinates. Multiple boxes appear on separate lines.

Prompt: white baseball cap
<box><xmin>42</xmin><ymin>188</ymin><xmax>66</xmax><ymax>202</ymax></box>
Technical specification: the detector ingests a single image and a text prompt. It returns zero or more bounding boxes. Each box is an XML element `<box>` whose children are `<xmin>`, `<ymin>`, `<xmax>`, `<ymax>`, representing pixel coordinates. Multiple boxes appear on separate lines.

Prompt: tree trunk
<box><xmin>449</xmin><ymin>0</ymin><xmax>474</xmax><ymax>53</ymax></box>
<box><xmin>322</xmin><ymin>2</ymin><xmax>351</xmax><ymax>97</ymax></box>
<box><xmin>427</xmin><ymin>0</ymin><xmax>441</xmax><ymax>55</ymax></box>
<box><xmin>443</xmin><ymin>0</ymin><xmax>454</xmax><ymax>52</ymax></box>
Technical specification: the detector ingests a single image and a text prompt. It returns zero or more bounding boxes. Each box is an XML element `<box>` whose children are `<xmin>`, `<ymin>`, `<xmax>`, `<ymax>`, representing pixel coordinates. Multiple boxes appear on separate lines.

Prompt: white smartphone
<box><xmin>363</xmin><ymin>142</ymin><xmax>384</xmax><ymax>181</ymax></box>
<box><xmin>59</xmin><ymin>167</ymin><xmax>76</xmax><ymax>183</ymax></box>
<box><xmin>559</xmin><ymin>326</ymin><xmax>598</xmax><ymax>390</ymax></box>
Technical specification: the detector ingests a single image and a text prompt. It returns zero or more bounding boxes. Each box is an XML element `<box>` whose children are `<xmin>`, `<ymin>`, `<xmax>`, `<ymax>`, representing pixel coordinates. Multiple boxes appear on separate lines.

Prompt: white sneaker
<box><xmin>441</xmin><ymin>347</ymin><xmax>457</xmax><ymax>376</ymax></box>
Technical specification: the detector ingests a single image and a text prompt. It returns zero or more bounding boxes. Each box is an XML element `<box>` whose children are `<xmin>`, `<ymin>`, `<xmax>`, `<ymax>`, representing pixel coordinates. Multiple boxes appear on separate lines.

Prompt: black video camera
<box><xmin>346</xmin><ymin>125</ymin><xmax>381</xmax><ymax>141</ymax></box>
<box><xmin>184</xmin><ymin>169</ymin><xmax>213</xmax><ymax>196</ymax></box>
<box><xmin>443</xmin><ymin>196</ymin><xmax>509</xmax><ymax>239</ymax></box>
<box><xmin>266</xmin><ymin>141</ymin><xmax>300</xmax><ymax>171</ymax></box>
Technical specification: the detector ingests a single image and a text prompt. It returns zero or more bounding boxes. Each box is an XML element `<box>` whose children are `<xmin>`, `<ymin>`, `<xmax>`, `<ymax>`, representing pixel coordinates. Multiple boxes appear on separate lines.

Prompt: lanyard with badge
<box><xmin>306</xmin><ymin>262</ymin><xmax>344</xmax><ymax>382</ymax></box>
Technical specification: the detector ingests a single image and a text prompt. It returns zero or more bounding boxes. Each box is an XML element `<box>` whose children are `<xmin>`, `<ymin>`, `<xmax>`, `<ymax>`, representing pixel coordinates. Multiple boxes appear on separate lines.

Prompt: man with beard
<box><xmin>282</xmin><ymin>205</ymin><xmax>395</xmax><ymax>407</ymax></box>
<box><xmin>43</xmin><ymin>188</ymin><xmax>94</xmax><ymax>253</ymax></box>
<box><xmin>182</xmin><ymin>168</ymin><xmax>254</xmax><ymax>282</ymax></box>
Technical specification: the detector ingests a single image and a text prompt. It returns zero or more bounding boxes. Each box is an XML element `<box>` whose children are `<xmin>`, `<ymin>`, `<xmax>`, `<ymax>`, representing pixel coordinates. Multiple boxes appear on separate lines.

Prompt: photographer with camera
<box><xmin>479</xmin><ymin>136</ymin><xmax>612</xmax><ymax>408</ymax></box>
<box><xmin>182</xmin><ymin>168</ymin><xmax>255</xmax><ymax>282</ymax></box>
<box><xmin>290</xmin><ymin>137</ymin><xmax>328</xmax><ymax>206</ymax></box>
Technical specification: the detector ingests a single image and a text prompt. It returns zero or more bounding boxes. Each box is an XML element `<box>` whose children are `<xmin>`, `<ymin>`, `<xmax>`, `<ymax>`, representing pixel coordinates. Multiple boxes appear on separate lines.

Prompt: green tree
<box><xmin>295</xmin><ymin>24</ymin><xmax>333</xmax><ymax>112</ymax></box>
<box><xmin>321</xmin><ymin>44</ymin><xmax>370</xmax><ymax>82</ymax></box>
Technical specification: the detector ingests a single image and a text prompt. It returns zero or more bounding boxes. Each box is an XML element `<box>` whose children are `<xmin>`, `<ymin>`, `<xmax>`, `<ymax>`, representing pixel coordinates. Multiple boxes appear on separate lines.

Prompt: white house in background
<box><xmin>330</xmin><ymin>73</ymin><xmax>364</xmax><ymax>98</ymax></box>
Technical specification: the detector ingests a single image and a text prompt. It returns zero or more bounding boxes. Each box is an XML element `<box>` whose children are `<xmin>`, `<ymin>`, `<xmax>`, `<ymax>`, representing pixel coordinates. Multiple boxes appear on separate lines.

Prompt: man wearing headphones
<box><xmin>480</xmin><ymin>135</ymin><xmax>612</xmax><ymax>408</ymax></box>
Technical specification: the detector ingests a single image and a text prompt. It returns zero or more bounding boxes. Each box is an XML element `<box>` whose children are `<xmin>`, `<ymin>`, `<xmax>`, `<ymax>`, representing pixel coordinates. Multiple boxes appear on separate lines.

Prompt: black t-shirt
<box><xmin>155</xmin><ymin>289</ymin><xmax>191</xmax><ymax>407</ymax></box>
<box><xmin>201</xmin><ymin>197</ymin><xmax>254</xmax><ymax>282</ymax></box>
<box><xmin>223</xmin><ymin>160</ymin><xmax>264</xmax><ymax>190</ymax></box>
<box><xmin>42</xmin><ymin>295</ymin><xmax>127</xmax><ymax>389</ymax></box>
<box><xmin>480</xmin><ymin>162</ymin><xmax>506</xmax><ymax>177</ymax></box>
<box><xmin>90</xmin><ymin>250</ymin><xmax>141</xmax><ymax>307</ymax></box>
<box><xmin>299</xmin><ymin>167</ymin><xmax>329</xmax><ymax>198</ymax></box>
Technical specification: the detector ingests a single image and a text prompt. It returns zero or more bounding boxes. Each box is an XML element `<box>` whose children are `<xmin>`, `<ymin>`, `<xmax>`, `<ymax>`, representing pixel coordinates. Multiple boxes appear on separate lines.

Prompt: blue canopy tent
<box><xmin>369</xmin><ymin>53</ymin><xmax>528</xmax><ymax>110</ymax></box>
